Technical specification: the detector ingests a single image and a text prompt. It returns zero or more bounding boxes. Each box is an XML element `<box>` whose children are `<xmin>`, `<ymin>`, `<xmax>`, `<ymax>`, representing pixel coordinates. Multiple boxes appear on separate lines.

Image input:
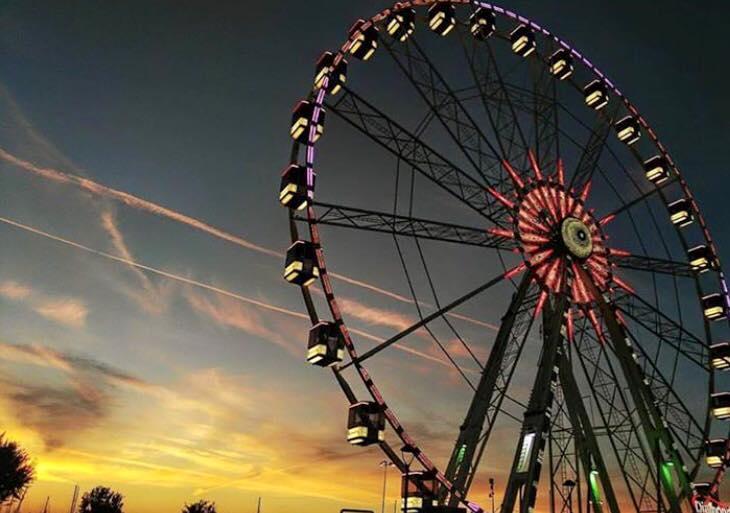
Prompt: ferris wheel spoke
<box><xmin>609</xmin><ymin>252</ymin><xmax>695</xmax><ymax>278</ymax></box>
<box><xmin>577</xmin><ymin>265</ymin><xmax>693</xmax><ymax>506</ymax></box>
<box><xmin>295</xmin><ymin>201</ymin><xmax>517</xmax><ymax>250</ymax></box>
<box><xmin>381</xmin><ymin>34</ymin><xmax>504</xmax><ymax>189</ymax></box>
<box><xmin>326</xmin><ymin>87</ymin><xmax>509</xmax><ymax>228</ymax></box>
<box><xmin>444</xmin><ymin>276</ymin><xmax>541</xmax><ymax>503</ymax></box>
<box><xmin>571</xmin><ymin>319</ymin><xmax>662</xmax><ymax>513</ymax></box>
<box><xmin>528</xmin><ymin>42</ymin><xmax>560</xmax><ymax>171</ymax></box>
<box><xmin>602</xmin><ymin>175</ymin><xmax>678</xmax><ymax>221</ymax></box>
<box><xmin>458</xmin><ymin>27</ymin><xmax>530</xmax><ymax>169</ymax></box>
<box><xmin>569</xmin><ymin>102</ymin><xmax>621</xmax><ymax>189</ymax></box>
<box><xmin>612</xmin><ymin>289</ymin><xmax>708</xmax><ymax>370</ymax></box>
<box><xmin>340</xmin><ymin>267</ymin><xmax>523</xmax><ymax>371</ymax></box>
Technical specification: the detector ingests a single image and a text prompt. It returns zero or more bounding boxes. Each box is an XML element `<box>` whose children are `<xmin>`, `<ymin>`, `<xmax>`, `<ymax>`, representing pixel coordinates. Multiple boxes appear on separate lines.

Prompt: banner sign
<box><xmin>693</xmin><ymin>495</ymin><xmax>730</xmax><ymax>513</ymax></box>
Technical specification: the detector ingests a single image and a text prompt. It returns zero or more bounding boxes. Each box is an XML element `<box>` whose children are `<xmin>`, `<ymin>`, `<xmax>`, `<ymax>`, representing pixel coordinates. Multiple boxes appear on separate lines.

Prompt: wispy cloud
<box><xmin>184</xmin><ymin>287</ymin><xmax>301</xmax><ymax>356</ymax></box>
<box><xmin>0</xmin><ymin>280</ymin><xmax>32</xmax><ymax>300</ymax></box>
<box><xmin>33</xmin><ymin>298</ymin><xmax>89</xmax><ymax>328</ymax></box>
<box><xmin>0</xmin><ymin>279</ymin><xmax>89</xmax><ymax>328</ymax></box>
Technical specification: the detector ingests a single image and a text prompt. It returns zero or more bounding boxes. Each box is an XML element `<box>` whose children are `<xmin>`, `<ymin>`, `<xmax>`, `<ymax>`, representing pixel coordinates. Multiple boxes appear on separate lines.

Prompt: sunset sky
<box><xmin>1</xmin><ymin>2</ymin><xmax>730</xmax><ymax>513</ymax></box>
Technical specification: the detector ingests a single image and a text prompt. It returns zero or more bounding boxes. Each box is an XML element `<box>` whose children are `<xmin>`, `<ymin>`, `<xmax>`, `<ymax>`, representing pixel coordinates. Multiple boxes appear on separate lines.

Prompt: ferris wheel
<box><xmin>278</xmin><ymin>3</ymin><xmax>730</xmax><ymax>513</ymax></box>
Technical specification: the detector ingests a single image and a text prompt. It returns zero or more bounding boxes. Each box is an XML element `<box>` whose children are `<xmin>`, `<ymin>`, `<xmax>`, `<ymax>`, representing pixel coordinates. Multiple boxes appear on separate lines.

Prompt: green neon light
<box><xmin>456</xmin><ymin>444</ymin><xmax>467</xmax><ymax>466</ymax></box>
<box><xmin>589</xmin><ymin>470</ymin><xmax>602</xmax><ymax>504</ymax></box>
<box><xmin>660</xmin><ymin>461</ymin><xmax>676</xmax><ymax>493</ymax></box>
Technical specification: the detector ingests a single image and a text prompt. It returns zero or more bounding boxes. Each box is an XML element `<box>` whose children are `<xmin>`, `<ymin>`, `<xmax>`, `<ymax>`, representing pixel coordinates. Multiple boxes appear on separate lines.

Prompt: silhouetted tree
<box><xmin>0</xmin><ymin>433</ymin><xmax>35</xmax><ymax>503</ymax></box>
<box><xmin>78</xmin><ymin>486</ymin><xmax>124</xmax><ymax>513</ymax></box>
<box><xmin>181</xmin><ymin>500</ymin><xmax>217</xmax><ymax>513</ymax></box>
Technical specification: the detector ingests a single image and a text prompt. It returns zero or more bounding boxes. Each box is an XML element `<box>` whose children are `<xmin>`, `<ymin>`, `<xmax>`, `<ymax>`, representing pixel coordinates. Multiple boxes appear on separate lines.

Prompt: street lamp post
<box><xmin>400</xmin><ymin>445</ymin><xmax>417</xmax><ymax>513</ymax></box>
<box><xmin>380</xmin><ymin>460</ymin><xmax>394</xmax><ymax>513</ymax></box>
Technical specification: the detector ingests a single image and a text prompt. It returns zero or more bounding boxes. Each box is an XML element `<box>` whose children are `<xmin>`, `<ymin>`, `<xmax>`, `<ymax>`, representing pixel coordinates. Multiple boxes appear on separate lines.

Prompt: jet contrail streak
<box><xmin>0</xmin><ymin>215</ymin><xmax>462</xmax><ymax>370</ymax></box>
<box><xmin>0</xmin><ymin>148</ymin><xmax>497</xmax><ymax>332</ymax></box>
<box><xmin>0</xmin><ymin>148</ymin><xmax>281</xmax><ymax>258</ymax></box>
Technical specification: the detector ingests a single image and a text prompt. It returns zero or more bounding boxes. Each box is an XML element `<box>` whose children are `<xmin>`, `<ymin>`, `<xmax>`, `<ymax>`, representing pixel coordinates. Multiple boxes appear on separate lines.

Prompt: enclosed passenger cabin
<box><xmin>349</xmin><ymin>19</ymin><xmax>379</xmax><ymax>61</ymax></box>
<box><xmin>469</xmin><ymin>8</ymin><xmax>496</xmax><ymax>40</ymax></box>
<box><xmin>284</xmin><ymin>240</ymin><xmax>320</xmax><ymax>287</ymax></box>
<box><xmin>307</xmin><ymin>321</ymin><xmax>345</xmax><ymax>367</ymax></box>
<box><xmin>689</xmin><ymin>245</ymin><xmax>717</xmax><ymax>273</ymax></box>
<box><xmin>347</xmin><ymin>401</ymin><xmax>385</xmax><ymax>446</ymax></box>
<box><xmin>315</xmin><ymin>52</ymin><xmax>348</xmax><ymax>95</ymax></box>
<box><xmin>387</xmin><ymin>8</ymin><xmax>416</xmax><ymax>42</ymax></box>
<box><xmin>712</xmin><ymin>392</ymin><xmax>730</xmax><ymax>420</ymax></box>
<box><xmin>711</xmin><ymin>343</ymin><xmax>730</xmax><ymax>370</ymax></box>
<box><xmin>615</xmin><ymin>116</ymin><xmax>641</xmax><ymax>145</ymax></box>
<box><xmin>549</xmin><ymin>49</ymin><xmax>573</xmax><ymax>80</ymax></box>
<box><xmin>643</xmin><ymin>155</ymin><xmax>669</xmax><ymax>185</ymax></box>
<box><xmin>584</xmin><ymin>80</ymin><xmax>608</xmax><ymax>110</ymax></box>
<box><xmin>279</xmin><ymin>164</ymin><xmax>313</xmax><ymax>211</ymax></box>
<box><xmin>401</xmin><ymin>470</ymin><xmax>438</xmax><ymax>513</ymax></box>
<box><xmin>706</xmin><ymin>439</ymin><xmax>727</xmax><ymax>468</ymax></box>
<box><xmin>428</xmin><ymin>3</ymin><xmax>456</xmax><ymax>37</ymax></box>
<box><xmin>510</xmin><ymin>24</ymin><xmax>535</xmax><ymax>57</ymax></box>
<box><xmin>290</xmin><ymin>101</ymin><xmax>325</xmax><ymax>144</ymax></box>
<box><xmin>703</xmin><ymin>293</ymin><xmax>727</xmax><ymax>322</ymax></box>
<box><xmin>668</xmin><ymin>198</ymin><xmax>693</xmax><ymax>228</ymax></box>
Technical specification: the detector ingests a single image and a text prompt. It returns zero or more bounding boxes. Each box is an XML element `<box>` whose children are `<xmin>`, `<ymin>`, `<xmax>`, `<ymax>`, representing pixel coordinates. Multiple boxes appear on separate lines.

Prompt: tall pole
<box><xmin>489</xmin><ymin>478</ymin><xmax>495</xmax><ymax>513</ymax></box>
<box><xmin>69</xmin><ymin>484</ymin><xmax>79</xmax><ymax>513</ymax></box>
<box><xmin>380</xmin><ymin>460</ymin><xmax>393</xmax><ymax>513</ymax></box>
<box><xmin>257</xmin><ymin>496</ymin><xmax>262</xmax><ymax>513</ymax></box>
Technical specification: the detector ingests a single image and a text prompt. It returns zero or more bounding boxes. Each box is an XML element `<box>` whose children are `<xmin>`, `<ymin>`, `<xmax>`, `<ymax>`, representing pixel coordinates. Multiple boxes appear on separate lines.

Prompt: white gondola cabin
<box><xmin>706</xmin><ymin>439</ymin><xmax>727</xmax><ymax>468</ymax></box>
<box><xmin>284</xmin><ymin>240</ymin><xmax>319</xmax><ymax>287</ymax></box>
<box><xmin>387</xmin><ymin>8</ymin><xmax>416</xmax><ymax>42</ymax></box>
<box><xmin>668</xmin><ymin>199</ymin><xmax>693</xmax><ymax>228</ymax></box>
<box><xmin>470</xmin><ymin>8</ymin><xmax>496</xmax><ymax>40</ymax></box>
<box><xmin>347</xmin><ymin>401</ymin><xmax>385</xmax><ymax>446</ymax></box>
<box><xmin>307</xmin><ymin>321</ymin><xmax>345</xmax><ymax>367</ymax></box>
<box><xmin>315</xmin><ymin>52</ymin><xmax>347</xmax><ymax>95</ymax></box>
<box><xmin>401</xmin><ymin>471</ymin><xmax>437</xmax><ymax>513</ymax></box>
<box><xmin>511</xmin><ymin>25</ymin><xmax>535</xmax><ymax>57</ymax></box>
<box><xmin>349</xmin><ymin>19</ymin><xmax>379</xmax><ymax>61</ymax></box>
<box><xmin>290</xmin><ymin>101</ymin><xmax>325</xmax><ymax>144</ymax></box>
<box><xmin>644</xmin><ymin>155</ymin><xmax>669</xmax><ymax>184</ymax></box>
<box><xmin>549</xmin><ymin>49</ymin><xmax>573</xmax><ymax>80</ymax></box>
<box><xmin>689</xmin><ymin>245</ymin><xmax>717</xmax><ymax>273</ymax></box>
<box><xmin>615</xmin><ymin>116</ymin><xmax>641</xmax><ymax>145</ymax></box>
<box><xmin>428</xmin><ymin>3</ymin><xmax>456</xmax><ymax>37</ymax></box>
<box><xmin>279</xmin><ymin>164</ymin><xmax>313</xmax><ymax>210</ymax></box>
<box><xmin>703</xmin><ymin>293</ymin><xmax>727</xmax><ymax>321</ymax></box>
<box><xmin>711</xmin><ymin>343</ymin><xmax>730</xmax><ymax>370</ymax></box>
<box><xmin>712</xmin><ymin>392</ymin><xmax>730</xmax><ymax>420</ymax></box>
<box><xmin>584</xmin><ymin>80</ymin><xmax>608</xmax><ymax>110</ymax></box>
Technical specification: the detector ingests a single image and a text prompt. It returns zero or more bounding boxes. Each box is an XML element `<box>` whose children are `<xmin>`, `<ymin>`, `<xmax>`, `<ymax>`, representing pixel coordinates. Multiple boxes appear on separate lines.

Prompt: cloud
<box><xmin>0</xmin><ymin>280</ymin><xmax>32</xmax><ymax>300</ymax></box>
<box><xmin>99</xmin><ymin>209</ymin><xmax>174</xmax><ymax>315</ymax></box>
<box><xmin>184</xmin><ymin>287</ymin><xmax>302</xmax><ymax>356</ymax></box>
<box><xmin>33</xmin><ymin>298</ymin><xmax>89</xmax><ymax>328</ymax></box>
<box><xmin>0</xmin><ymin>279</ymin><xmax>89</xmax><ymax>328</ymax></box>
<box><xmin>0</xmin><ymin>341</ymin><xmax>155</xmax><ymax>448</ymax></box>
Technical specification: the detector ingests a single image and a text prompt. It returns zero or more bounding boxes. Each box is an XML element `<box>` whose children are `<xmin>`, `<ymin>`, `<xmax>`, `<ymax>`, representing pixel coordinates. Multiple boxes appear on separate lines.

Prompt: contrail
<box><xmin>0</xmin><ymin>148</ymin><xmax>281</xmax><ymax>258</ymax></box>
<box><xmin>0</xmin><ymin>148</ymin><xmax>496</xmax><ymax>332</ymax></box>
<box><xmin>0</xmin><ymin>215</ymin><xmax>460</xmax><ymax>370</ymax></box>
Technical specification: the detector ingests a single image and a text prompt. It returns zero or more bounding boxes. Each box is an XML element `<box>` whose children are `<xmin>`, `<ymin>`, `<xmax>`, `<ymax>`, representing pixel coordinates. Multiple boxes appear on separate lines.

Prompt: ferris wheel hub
<box><xmin>560</xmin><ymin>217</ymin><xmax>593</xmax><ymax>259</ymax></box>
